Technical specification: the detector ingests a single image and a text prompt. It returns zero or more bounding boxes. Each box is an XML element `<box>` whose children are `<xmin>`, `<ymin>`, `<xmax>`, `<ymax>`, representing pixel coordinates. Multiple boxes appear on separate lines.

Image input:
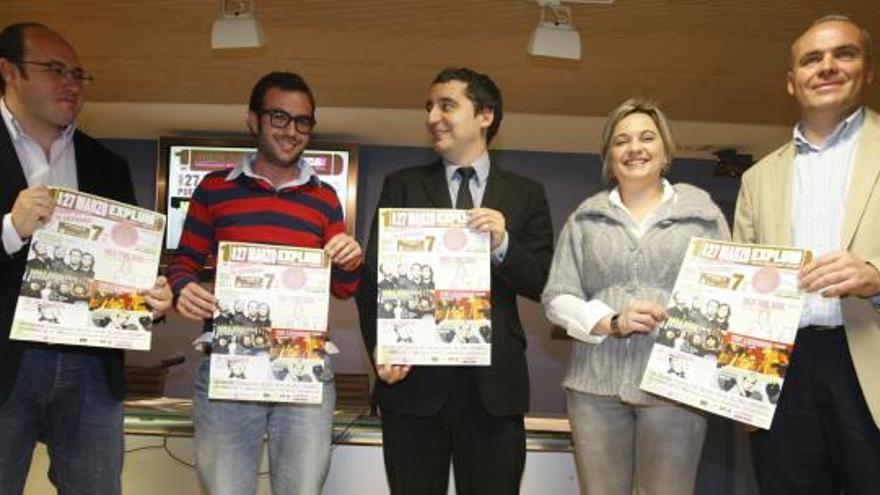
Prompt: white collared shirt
<box><xmin>547</xmin><ymin>180</ymin><xmax>677</xmax><ymax>344</ymax></box>
<box><xmin>442</xmin><ymin>151</ymin><xmax>508</xmax><ymax>263</ymax></box>
<box><xmin>2</xmin><ymin>98</ymin><xmax>78</xmax><ymax>255</ymax></box>
<box><xmin>608</xmin><ymin>178</ymin><xmax>676</xmax><ymax>238</ymax></box>
<box><xmin>225</xmin><ymin>153</ymin><xmax>318</xmax><ymax>189</ymax></box>
<box><xmin>443</xmin><ymin>151</ymin><xmax>491</xmax><ymax>208</ymax></box>
<box><xmin>792</xmin><ymin>107</ymin><xmax>864</xmax><ymax>327</ymax></box>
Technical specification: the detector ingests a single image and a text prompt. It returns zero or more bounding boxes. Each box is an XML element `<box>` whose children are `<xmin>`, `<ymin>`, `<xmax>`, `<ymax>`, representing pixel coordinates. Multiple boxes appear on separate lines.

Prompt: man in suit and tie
<box><xmin>0</xmin><ymin>23</ymin><xmax>171</xmax><ymax>494</ymax></box>
<box><xmin>356</xmin><ymin>67</ymin><xmax>553</xmax><ymax>494</ymax></box>
<box><xmin>733</xmin><ymin>14</ymin><xmax>880</xmax><ymax>493</ymax></box>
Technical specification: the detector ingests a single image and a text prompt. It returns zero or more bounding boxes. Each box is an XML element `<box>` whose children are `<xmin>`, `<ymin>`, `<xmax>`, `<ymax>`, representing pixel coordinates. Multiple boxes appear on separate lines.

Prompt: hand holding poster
<box><xmin>640</xmin><ymin>238</ymin><xmax>811</xmax><ymax>429</ymax></box>
<box><xmin>11</xmin><ymin>188</ymin><xmax>165</xmax><ymax>350</ymax></box>
<box><xmin>376</xmin><ymin>208</ymin><xmax>492</xmax><ymax>366</ymax></box>
<box><xmin>208</xmin><ymin>241</ymin><xmax>331</xmax><ymax>404</ymax></box>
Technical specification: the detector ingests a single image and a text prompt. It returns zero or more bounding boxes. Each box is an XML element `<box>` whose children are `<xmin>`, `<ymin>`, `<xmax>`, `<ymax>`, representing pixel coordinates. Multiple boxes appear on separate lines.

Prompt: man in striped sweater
<box><xmin>168</xmin><ymin>72</ymin><xmax>362</xmax><ymax>495</ymax></box>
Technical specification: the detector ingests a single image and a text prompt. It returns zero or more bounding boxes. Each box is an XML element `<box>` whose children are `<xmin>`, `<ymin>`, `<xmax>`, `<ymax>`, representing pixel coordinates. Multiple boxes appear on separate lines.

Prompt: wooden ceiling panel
<box><xmin>1</xmin><ymin>0</ymin><xmax>878</xmax><ymax>125</ymax></box>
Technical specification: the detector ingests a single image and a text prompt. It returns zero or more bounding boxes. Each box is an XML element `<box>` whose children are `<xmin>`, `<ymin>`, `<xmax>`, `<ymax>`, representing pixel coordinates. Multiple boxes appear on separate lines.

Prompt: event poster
<box><xmin>11</xmin><ymin>188</ymin><xmax>165</xmax><ymax>350</ymax></box>
<box><xmin>640</xmin><ymin>238</ymin><xmax>811</xmax><ymax>429</ymax></box>
<box><xmin>376</xmin><ymin>208</ymin><xmax>491</xmax><ymax>366</ymax></box>
<box><xmin>209</xmin><ymin>241</ymin><xmax>331</xmax><ymax>404</ymax></box>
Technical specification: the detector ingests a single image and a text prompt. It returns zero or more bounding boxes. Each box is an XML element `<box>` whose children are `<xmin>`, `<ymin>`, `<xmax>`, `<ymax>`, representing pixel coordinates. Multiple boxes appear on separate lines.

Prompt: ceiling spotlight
<box><xmin>528</xmin><ymin>1</ymin><xmax>581</xmax><ymax>60</ymax></box>
<box><xmin>211</xmin><ymin>0</ymin><xmax>266</xmax><ymax>50</ymax></box>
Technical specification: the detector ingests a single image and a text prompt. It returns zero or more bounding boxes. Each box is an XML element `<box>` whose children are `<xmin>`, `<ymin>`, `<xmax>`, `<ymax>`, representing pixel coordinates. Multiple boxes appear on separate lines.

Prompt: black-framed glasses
<box><xmin>260</xmin><ymin>109</ymin><xmax>316</xmax><ymax>133</ymax></box>
<box><xmin>17</xmin><ymin>60</ymin><xmax>94</xmax><ymax>85</ymax></box>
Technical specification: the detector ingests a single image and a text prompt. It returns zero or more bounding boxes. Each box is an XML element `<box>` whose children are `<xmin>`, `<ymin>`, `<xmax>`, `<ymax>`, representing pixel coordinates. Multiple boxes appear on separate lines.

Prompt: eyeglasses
<box><xmin>260</xmin><ymin>109</ymin><xmax>316</xmax><ymax>133</ymax></box>
<box><xmin>17</xmin><ymin>60</ymin><xmax>94</xmax><ymax>85</ymax></box>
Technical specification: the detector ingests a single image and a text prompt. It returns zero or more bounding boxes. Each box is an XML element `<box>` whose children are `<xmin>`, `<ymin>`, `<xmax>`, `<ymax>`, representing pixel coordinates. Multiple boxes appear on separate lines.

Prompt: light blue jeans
<box><xmin>193</xmin><ymin>357</ymin><xmax>336</xmax><ymax>495</ymax></box>
<box><xmin>566</xmin><ymin>389</ymin><xmax>706</xmax><ymax>495</ymax></box>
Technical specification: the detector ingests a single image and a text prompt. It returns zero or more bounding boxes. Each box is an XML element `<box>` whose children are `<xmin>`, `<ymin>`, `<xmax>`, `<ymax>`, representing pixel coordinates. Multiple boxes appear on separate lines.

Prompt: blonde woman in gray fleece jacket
<box><xmin>542</xmin><ymin>99</ymin><xmax>730</xmax><ymax>495</ymax></box>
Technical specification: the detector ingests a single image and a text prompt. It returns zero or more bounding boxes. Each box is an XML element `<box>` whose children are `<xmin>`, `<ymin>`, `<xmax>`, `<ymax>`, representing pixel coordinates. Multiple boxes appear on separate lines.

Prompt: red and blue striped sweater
<box><xmin>167</xmin><ymin>169</ymin><xmax>360</xmax><ymax>299</ymax></box>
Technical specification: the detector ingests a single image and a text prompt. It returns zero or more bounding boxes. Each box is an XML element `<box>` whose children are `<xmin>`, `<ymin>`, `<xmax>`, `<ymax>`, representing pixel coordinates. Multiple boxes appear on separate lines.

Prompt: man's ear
<box><xmin>246</xmin><ymin>111</ymin><xmax>259</xmax><ymax>135</ymax></box>
<box><xmin>0</xmin><ymin>58</ymin><xmax>17</xmax><ymax>87</ymax></box>
<box><xmin>478</xmin><ymin>108</ymin><xmax>494</xmax><ymax>131</ymax></box>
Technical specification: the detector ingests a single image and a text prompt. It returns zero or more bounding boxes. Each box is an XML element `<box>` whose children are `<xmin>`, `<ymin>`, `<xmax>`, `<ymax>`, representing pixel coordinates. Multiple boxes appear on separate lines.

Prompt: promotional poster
<box><xmin>376</xmin><ymin>208</ymin><xmax>492</xmax><ymax>366</ymax></box>
<box><xmin>640</xmin><ymin>238</ymin><xmax>811</xmax><ymax>429</ymax></box>
<box><xmin>209</xmin><ymin>242</ymin><xmax>331</xmax><ymax>404</ymax></box>
<box><xmin>11</xmin><ymin>188</ymin><xmax>165</xmax><ymax>350</ymax></box>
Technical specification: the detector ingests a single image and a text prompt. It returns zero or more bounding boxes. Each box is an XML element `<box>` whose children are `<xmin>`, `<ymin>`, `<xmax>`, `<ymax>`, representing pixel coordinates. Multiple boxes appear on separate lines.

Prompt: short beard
<box><xmin>253</xmin><ymin>121</ymin><xmax>303</xmax><ymax>168</ymax></box>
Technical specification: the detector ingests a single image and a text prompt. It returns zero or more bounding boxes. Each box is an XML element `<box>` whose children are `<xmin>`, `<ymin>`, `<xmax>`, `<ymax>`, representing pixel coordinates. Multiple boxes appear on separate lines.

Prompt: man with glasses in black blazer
<box><xmin>0</xmin><ymin>22</ymin><xmax>171</xmax><ymax>494</ymax></box>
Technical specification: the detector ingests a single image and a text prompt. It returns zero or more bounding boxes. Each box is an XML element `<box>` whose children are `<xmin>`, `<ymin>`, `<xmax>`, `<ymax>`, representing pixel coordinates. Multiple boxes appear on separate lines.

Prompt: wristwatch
<box><xmin>610</xmin><ymin>313</ymin><xmax>621</xmax><ymax>336</ymax></box>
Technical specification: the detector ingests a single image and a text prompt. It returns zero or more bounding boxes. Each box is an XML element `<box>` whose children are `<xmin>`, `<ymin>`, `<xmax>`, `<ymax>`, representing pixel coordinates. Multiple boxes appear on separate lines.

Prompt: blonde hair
<box><xmin>600</xmin><ymin>98</ymin><xmax>675</xmax><ymax>187</ymax></box>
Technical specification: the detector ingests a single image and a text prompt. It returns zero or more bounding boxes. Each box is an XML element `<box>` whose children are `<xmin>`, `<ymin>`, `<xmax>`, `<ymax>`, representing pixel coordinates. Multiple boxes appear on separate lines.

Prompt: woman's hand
<box><xmin>597</xmin><ymin>300</ymin><xmax>667</xmax><ymax>337</ymax></box>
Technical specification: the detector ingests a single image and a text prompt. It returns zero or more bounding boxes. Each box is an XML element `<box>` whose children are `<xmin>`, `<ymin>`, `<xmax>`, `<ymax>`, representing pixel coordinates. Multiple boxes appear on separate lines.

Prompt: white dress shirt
<box><xmin>1</xmin><ymin>98</ymin><xmax>78</xmax><ymax>255</ymax></box>
<box><xmin>792</xmin><ymin>107</ymin><xmax>864</xmax><ymax>328</ymax></box>
<box><xmin>546</xmin><ymin>179</ymin><xmax>676</xmax><ymax>344</ymax></box>
<box><xmin>442</xmin><ymin>151</ymin><xmax>509</xmax><ymax>264</ymax></box>
<box><xmin>226</xmin><ymin>153</ymin><xmax>318</xmax><ymax>189</ymax></box>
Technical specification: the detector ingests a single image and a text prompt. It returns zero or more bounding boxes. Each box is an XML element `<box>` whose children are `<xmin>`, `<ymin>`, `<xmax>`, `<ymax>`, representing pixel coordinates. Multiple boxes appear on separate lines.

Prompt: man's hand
<box><xmin>325</xmin><ymin>233</ymin><xmax>363</xmax><ymax>271</ymax></box>
<box><xmin>598</xmin><ymin>300</ymin><xmax>667</xmax><ymax>337</ymax></box>
<box><xmin>800</xmin><ymin>251</ymin><xmax>880</xmax><ymax>298</ymax></box>
<box><xmin>145</xmin><ymin>276</ymin><xmax>172</xmax><ymax>316</ymax></box>
<box><xmin>176</xmin><ymin>281</ymin><xmax>216</xmax><ymax>321</ymax></box>
<box><xmin>376</xmin><ymin>364</ymin><xmax>412</xmax><ymax>385</ymax></box>
<box><xmin>467</xmin><ymin>208</ymin><xmax>506</xmax><ymax>250</ymax></box>
<box><xmin>11</xmin><ymin>185</ymin><xmax>54</xmax><ymax>239</ymax></box>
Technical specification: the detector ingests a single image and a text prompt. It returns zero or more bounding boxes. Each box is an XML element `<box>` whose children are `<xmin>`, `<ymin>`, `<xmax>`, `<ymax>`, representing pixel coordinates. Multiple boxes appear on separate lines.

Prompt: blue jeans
<box><xmin>0</xmin><ymin>347</ymin><xmax>123</xmax><ymax>495</ymax></box>
<box><xmin>566</xmin><ymin>389</ymin><xmax>706</xmax><ymax>495</ymax></box>
<box><xmin>193</xmin><ymin>356</ymin><xmax>336</xmax><ymax>495</ymax></box>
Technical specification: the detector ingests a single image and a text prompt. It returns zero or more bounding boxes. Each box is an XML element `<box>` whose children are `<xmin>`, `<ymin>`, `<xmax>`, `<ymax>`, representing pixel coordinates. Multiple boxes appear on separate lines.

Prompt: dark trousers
<box><xmin>380</xmin><ymin>370</ymin><xmax>526</xmax><ymax>495</ymax></box>
<box><xmin>751</xmin><ymin>326</ymin><xmax>880</xmax><ymax>494</ymax></box>
<box><xmin>0</xmin><ymin>347</ymin><xmax>124</xmax><ymax>495</ymax></box>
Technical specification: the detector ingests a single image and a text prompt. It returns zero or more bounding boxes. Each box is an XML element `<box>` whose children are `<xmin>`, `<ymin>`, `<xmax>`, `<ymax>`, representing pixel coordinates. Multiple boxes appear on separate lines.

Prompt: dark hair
<box><xmin>248</xmin><ymin>71</ymin><xmax>315</xmax><ymax>116</ymax></box>
<box><xmin>0</xmin><ymin>22</ymin><xmax>48</xmax><ymax>92</ymax></box>
<box><xmin>432</xmin><ymin>67</ymin><xmax>503</xmax><ymax>144</ymax></box>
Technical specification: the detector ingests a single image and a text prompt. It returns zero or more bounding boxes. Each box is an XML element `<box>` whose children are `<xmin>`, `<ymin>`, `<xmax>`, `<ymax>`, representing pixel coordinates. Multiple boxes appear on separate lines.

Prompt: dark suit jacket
<box><xmin>356</xmin><ymin>160</ymin><xmax>554</xmax><ymax>416</ymax></box>
<box><xmin>0</xmin><ymin>123</ymin><xmax>136</xmax><ymax>405</ymax></box>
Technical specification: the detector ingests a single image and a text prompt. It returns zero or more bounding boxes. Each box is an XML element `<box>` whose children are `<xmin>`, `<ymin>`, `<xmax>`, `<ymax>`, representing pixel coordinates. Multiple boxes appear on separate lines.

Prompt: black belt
<box><xmin>801</xmin><ymin>325</ymin><xmax>844</xmax><ymax>332</ymax></box>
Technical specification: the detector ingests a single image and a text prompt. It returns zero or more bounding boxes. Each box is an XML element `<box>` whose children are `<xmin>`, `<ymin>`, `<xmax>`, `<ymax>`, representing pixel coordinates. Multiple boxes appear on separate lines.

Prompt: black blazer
<box><xmin>356</xmin><ymin>161</ymin><xmax>553</xmax><ymax>416</ymax></box>
<box><xmin>0</xmin><ymin>123</ymin><xmax>136</xmax><ymax>405</ymax></box>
